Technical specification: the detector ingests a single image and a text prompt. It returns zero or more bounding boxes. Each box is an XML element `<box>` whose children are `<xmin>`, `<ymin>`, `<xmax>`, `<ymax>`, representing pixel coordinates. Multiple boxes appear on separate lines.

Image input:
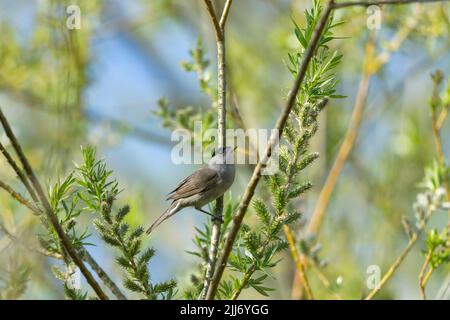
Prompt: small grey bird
<box><xmin>146</xmin><ymin>146</ymin><xmax>236</xmax><ymax>234</ymax></box>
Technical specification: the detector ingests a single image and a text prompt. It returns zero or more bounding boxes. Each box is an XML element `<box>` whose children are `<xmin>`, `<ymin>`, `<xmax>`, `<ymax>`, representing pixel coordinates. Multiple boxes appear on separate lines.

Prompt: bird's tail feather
<box><xmin>146</xmin><ymin>202</ymin><xmax>181</xmax><ymax>235</ymax></box>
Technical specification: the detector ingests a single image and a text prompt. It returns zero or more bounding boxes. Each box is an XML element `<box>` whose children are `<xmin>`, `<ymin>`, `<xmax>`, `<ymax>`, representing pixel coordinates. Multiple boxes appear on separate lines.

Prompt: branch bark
<box><xmin>418</xmin><ymin>251</ymin><xmax>432</xmax><ymax>300</ymax></box>
<box><xmin>201</xmin><ymin>0</ymin><xmax>233</xmax><ymax>300</ymax></box>
<box><xmin>0</xmin><ymin>142</ymin><xmax>38</xmax><ymax>204</ymax></box>
<box><xmin>205</xmin><ymin>0</ymin><xmax>336</xmax><ymax>300</ymax></box>
<box><xmin>79</xmin><ymin>248</ymin><xmax>127</xmax><ymax>300</ymax></box>
<box><xmin>0</xmin><ymin>180</ymin><xmax>39</xmax><ymax>213</ymax></box>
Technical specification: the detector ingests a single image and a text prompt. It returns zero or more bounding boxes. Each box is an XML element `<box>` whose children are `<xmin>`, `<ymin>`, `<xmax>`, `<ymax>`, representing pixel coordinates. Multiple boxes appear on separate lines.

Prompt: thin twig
<box><xmin>230</xmin><ymin>265</ymin><xmax>256</xmax><ymax>300</ymax></box>
<box><xmin>310</xmin><ymin>260</ymin><xmax>343</xmax><ymax>300</ymax></box>
<box><xmin>230</xmin><ymin>224</ymin><xmax>294</xmax><ymax>300</ymax></box>
<box><xmin>0</xmin><ymin>177</ymin><xmax>126</xmax><ymax>299</ymax></box>
<box><xmin>79</xmin><ymin>248</ymin><xmax>128</xmax><ymax>300</ymax></box>
<box><xmin>284</xmin><ymin>225</ymin><xmax>314</xmax><ymax>299</ymax></box>
<box><xmin>364</xmin><ymin>205</ymin><xmax>433</xmax><ymax>300</ymax></box>
<box><xmin>0</xmin><ymin>107</ymin><xmax>109</xmax><ymax>300</ymax></box>
<box><xmin>205</xmin><ymin>0</ymin><xmax>336</xmax><ymax>300</ymax></box>
<box><xmin>219</xmin><ymin>0</ymin><xmax>233</xmax><ymax>29</ymax></box>
<box><xmin>0</xmin><ymin>180</ymin><xmax>39</xmax><ymax>213</ymax></box>
<box><xmin>422</xmin><ymin>268</ymin><xmax>433</xmax><ymax>290</ymax></box>
<box><xmin>418</xmin><ymin>251</ymin><xmax>432</xmax><ymax>299</ymax></box>
<box><xmin>203</xmin><ymin>0</ymin><xmax>223</xmax><ymax>41</ymax></box>
<box><xmin>436</xmin><ymin>108</ymin><xmax>448</xmax><ymax>130</ymax></box>
<box><xmin>365</xmin><ymin>233</ymin><xmax>418</xmax><ymax>299</ymax></box>
<box><xmin>201</xmin><ymin>0</ymin><xmax>233</xmax><ymax>300</ymax></box>
<box><xmin>0</xmin><ymin>142</ymin><xmax>38</xmax><ymax>204</ymax></box>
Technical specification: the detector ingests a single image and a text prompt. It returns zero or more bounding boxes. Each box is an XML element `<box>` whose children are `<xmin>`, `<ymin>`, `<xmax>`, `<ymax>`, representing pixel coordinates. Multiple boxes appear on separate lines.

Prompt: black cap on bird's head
<box><xmin>211</xmin><ymin>146</ymin><xmax>238</xmax><ymax>158</ymax></box>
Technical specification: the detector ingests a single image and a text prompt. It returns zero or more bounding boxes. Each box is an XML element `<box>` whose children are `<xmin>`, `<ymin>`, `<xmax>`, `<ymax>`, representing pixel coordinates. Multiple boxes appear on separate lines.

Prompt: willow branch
<box><xmin>219</xmin><ymin>0</ymin><xmax>233</xmax><ymax>28</ymax></box>
<box><xmin>1</xmin><ymin>178</ymin><xmax>125</xmax><ymax>299</ymax></box>
<box><xmin>79</xmin><ymin>249</ymin><xmax>127</xmax><ymax>300</ymax></box>
<box><xmin>0</xmin><ymin>107</ymin><xmax>109</xmax><ymax>300</ymax></box>
<box><xmin>0</xmin><ymin>180</ymin><xmax>39</xmax><ymax>213</ymax></box>
<box><xmin>205</xmin><ymin>0</ymin><xmax>336</xmax><ymax>300</ymax></box>
<box><xmin>284</xmin><ymin>225</ymin><xmax>314</xmax><ymax>299</ymax></box>
<box><xmin>230</xmin><ymin>265</ymin><xmax>256</xmax><ymax>300</ymax></box>
<box><xmin>201</xmin><ymin>0</ymin><xmax>233</xmax><ymax>300</ymax></box>
<box><xmin>418</xmin><ymin>251</ymin><xmax>432</xmax><ymax>300</ymax></box>
<box><xmin>365</xmin><ymin>232</ymin><xmax>418</xmax><ymax>299</ymax></box>
<box><xmin>0</xmin><ymin>142</ymin><xmax>38</xmax><ymax>204</ymax></box>
<box><xmin>364</xmin><ymin>206</ymin><xmax>433</xmax><ymax>300</ymax></box>
<box><xmin>436</xmin><ymin>108</ymin><xmax>448</xmax><ymax>130</ymax></box>
<box><xmin>231</xmin><ymin>225</ymin><xmax>291</xmax><ymax>300</ymax></box>
<box><xmin>203</xmin><ymin>0</ymin><xmax>222</xmax><ymax>41</ymax></box>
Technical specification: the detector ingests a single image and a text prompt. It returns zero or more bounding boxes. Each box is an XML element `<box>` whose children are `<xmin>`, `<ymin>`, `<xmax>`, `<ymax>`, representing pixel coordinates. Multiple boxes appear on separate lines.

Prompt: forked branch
<box><xmin>0</xmin><ymin>107</ymin><xmax>109</xmax><ymax>300</ymax></box>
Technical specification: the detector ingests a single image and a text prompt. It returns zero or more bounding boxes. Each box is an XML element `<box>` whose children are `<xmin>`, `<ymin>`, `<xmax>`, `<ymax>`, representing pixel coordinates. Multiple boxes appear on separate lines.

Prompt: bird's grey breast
<box><xmin>192</xmin><ymin>163</ymin><xmax>235</xmax><ymax>207</ymax></box>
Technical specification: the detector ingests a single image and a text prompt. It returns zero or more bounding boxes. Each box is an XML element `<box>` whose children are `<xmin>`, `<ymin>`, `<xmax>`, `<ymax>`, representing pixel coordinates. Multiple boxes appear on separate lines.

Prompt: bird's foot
<box><xmin>212</xmin><ymin>215</ymin><xmax>224</xmax><ymax>223</ymax></box>
<box><xmin>196</xmin><ymin>208</ymin><xmax>224</xmax><ymax>223</ymax></box>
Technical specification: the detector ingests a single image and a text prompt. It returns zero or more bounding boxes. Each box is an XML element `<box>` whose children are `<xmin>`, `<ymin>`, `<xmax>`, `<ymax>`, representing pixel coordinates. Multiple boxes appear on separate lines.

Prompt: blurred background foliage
<box><xmin>0</xmin><ymin>0</ymin><xmax>449</xmax><ymax>299</ymax></box>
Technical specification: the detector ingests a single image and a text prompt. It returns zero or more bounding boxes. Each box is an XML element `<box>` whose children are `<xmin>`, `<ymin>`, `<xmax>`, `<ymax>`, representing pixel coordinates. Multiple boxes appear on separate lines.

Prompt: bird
<box><xmin>146</xmin><ymin>146</ymin><xmax>236</xmax><ymax>234</ymax></box>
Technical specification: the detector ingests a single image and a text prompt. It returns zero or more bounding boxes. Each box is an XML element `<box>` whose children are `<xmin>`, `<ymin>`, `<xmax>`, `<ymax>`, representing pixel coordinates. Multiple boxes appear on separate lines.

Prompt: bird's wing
<box><xmin>167</xmin><ymin>167</ymin><xmax>219</xmax><ymax>201</ymax></box>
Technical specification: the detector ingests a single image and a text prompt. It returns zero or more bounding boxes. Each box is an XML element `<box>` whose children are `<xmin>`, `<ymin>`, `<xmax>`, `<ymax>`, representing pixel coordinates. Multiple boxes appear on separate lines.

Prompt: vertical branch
<box><xmin>205</xmin><ymin>0</ymin><xmax>335</xmax><ymax>300</ymax></box>
<box><xmin>0</xmin><ymin>107</ymin><xmax>109</xmax><ymax>300</ymax></box>
<box><xmin>201</xmin><ymin>0</ymin><xmax>233</xmax><ymax>300</ymax></box>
